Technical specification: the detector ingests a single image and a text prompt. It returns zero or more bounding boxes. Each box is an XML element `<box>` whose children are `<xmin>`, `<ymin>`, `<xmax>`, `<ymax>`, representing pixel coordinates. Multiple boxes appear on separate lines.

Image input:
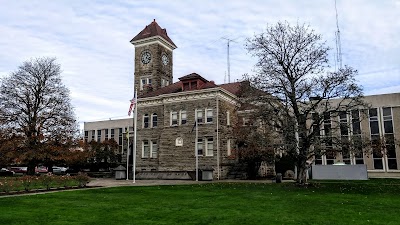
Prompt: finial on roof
<box><xmin>153</xmin><ymin>19</ymin><xmax>156</xmax><ymax>22</ymax></box>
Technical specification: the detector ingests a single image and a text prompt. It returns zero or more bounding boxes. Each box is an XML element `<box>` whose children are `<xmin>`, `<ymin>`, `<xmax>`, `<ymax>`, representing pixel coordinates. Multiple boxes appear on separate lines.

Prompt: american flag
<box><xmin>128</xmin><ymin>98</ymin><xmax>135</xmax><ymax>116</ymax></box>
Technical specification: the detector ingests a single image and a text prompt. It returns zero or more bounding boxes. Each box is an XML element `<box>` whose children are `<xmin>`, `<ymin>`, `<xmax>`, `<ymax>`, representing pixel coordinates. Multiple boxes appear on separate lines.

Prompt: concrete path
<box><xmin>87</xmin><ymin>178</ymin><xmax>276</xmax><ymax>188</ymax></box>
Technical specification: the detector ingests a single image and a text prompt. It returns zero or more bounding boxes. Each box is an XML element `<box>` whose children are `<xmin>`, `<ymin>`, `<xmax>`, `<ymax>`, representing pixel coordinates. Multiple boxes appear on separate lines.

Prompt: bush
<box><xmin>75</xmin><ymin>173</ymin><xmax>90</xmax><ymax>187</ymax></box>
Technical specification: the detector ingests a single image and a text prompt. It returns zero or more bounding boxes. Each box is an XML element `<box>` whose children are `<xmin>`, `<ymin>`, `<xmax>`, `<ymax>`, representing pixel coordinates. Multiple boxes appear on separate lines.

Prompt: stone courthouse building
<box><xmin>84</xmin><ymin>20</ymin><xmax>242</xmax><ymax>179</ymax></box>
<box><xmin>84</xmin><ymin>20</ymin><xmax>400</xmax><ymax>179</ymax></box>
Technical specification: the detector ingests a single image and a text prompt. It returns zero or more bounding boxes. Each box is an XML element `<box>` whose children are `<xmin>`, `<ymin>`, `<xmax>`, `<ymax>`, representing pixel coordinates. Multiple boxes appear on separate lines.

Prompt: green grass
<box><xmin>1</xmin><ymin>179</ymin><xmax>400</xmax><ymax>225</ymax></box>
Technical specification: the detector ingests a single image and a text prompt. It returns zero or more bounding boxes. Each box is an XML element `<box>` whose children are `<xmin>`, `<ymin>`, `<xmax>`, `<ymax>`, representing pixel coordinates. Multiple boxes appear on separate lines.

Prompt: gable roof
<box><xmin>131</xmin><ymin>19</ymin><xmax>177</xmax><ymax>48</ymax></box>
<box><xmin>138</xmin><ymin>74</ymin><xmax>244</xmax><ymax>98</ymax></box>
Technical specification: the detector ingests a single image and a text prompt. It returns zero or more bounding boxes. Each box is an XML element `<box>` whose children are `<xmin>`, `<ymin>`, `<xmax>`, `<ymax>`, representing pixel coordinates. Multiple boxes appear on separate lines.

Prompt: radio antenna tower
<box><xmin>335</xmin><ymin>0</ymin><xmax>343</xmax><ymax>70</ymax></box>
<box><xmin>221</xmin><ymin>37</ymin><xmax>237</xmax><ymax>83</ymax></box>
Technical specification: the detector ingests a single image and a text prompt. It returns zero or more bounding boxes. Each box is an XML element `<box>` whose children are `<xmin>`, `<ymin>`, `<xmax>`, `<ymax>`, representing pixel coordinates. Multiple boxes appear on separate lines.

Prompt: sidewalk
<box><xmin>87</xmin><ymin>178</ymin><xmax>277</xmax><ymax>188</ymax></box>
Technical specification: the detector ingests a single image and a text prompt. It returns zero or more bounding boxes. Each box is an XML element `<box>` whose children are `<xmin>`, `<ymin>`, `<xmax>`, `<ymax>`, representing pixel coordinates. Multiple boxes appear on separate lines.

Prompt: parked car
<box><xmin>9</xmin><ymin>167</ymin><xmax>27</xmax><ymax>174</ymax></box>
<box><xmin>0</xmin><ymin>168</ymin><xmax>15</xmax><ymax>176</ymax></box>
<box><xmin>52</xmin><ymin>166</ymin><xmax>68</xmax><ymax>174</ymax></box>
<box><xmin>35</xmin><ymin>166</ymin><xmax>48</xmax><ymax>174</ymax></box>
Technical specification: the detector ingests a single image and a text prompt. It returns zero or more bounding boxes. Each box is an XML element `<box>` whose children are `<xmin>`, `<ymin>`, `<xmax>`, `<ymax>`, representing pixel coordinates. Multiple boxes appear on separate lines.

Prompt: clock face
<box><xmin>141</xmin><ymin>50</ymin><xmax>152</xmax><ymax>64</ymax></box>
<box><xmin>162</xmin><ymin>54</ymin><xmax>169</xmax><ymax>65</ymax></box>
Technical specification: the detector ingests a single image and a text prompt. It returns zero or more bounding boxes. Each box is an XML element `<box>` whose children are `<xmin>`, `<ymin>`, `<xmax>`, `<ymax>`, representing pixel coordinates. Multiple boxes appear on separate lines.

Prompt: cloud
<box><xmin>0</xmin><ymin>0</ymin><xmax>399</xmax><ymax>124</ymax></box>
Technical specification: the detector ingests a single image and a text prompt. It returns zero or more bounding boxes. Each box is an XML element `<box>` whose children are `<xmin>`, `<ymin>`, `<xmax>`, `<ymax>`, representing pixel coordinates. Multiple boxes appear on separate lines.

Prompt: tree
<box><xmin>245</xmin><ymin>21</ymin><xmax>367</xmax><ymax>184</ymax></box>
<box><xmin>0</xmin><ymin>57</ymin><xmax>78</xmax><ymax>175</ymax></box>
<box><xmin>233</xmin><ymin>111</ymin><xmax>276</xmax><ymax>179</ymax></box>
<box><xmin>84</xmin><ymin>139</ymin><xmax>119</xmax><ymax>171</ymax></box>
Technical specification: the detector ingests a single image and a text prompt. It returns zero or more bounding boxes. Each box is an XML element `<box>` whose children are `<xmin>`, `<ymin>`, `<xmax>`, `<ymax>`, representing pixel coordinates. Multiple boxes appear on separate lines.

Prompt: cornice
<box><xmin>131</xmin><ymin>36</ymin><xmax>176</xmax><ymax>51</ymax></box>
<box><xmin>137</xmin><ymin>87</ymin><xmax>238</xmax><ymax>107</ymax></box>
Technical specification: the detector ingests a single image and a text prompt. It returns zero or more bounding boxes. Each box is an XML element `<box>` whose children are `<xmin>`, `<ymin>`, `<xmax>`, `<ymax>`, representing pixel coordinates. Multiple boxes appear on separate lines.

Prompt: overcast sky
<box><xmin>0</xmin><ymin>0</ymin><xmax>399</xmax><ymax>129</ymax></box>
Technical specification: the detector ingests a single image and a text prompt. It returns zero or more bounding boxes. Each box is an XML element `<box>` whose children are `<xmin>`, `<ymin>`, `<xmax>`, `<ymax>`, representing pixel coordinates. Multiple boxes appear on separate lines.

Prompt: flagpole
<box><xmin>133</xmin><ymin>90</ymin><xmax>137</xmax><ymax>183</ymax></box>
<box><xmin>195</xmin><ymin>120</ymin><xmax>198</xmax><ymax>181</ymax></box>
<box><xmin>126</xmin><ymin>127</ymin><xmax>129</xmax><ymax>180</ymax></box>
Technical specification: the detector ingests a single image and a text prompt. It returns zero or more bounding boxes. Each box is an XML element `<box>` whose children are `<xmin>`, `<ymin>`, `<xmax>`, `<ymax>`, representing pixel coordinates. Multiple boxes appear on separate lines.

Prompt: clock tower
<box><xmin>130</xmin><ymin>19</ymin><xmax>177</xmax><ymax>95</ymax></box>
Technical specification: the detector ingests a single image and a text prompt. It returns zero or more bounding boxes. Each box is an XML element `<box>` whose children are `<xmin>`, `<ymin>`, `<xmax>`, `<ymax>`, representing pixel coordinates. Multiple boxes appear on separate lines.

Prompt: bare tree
<box><xmin>0</xmin><ymin>57</ymin><xmax>78</xmax><ymax>175</ymax></box>
<box><xmin>246</xmin><ymin>21</ymin><xmax>367</xmax><ymax>184</ymax></box>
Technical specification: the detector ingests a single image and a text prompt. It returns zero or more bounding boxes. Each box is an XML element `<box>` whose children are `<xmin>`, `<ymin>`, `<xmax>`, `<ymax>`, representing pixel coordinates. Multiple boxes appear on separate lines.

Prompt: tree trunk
<box><xmin>27</xmin><ymin>161</ymin><xmax>36</xmax><ymax>175</ymax></box>
<box><xmin>296</xmin><ymin>164</ymin><xmax>308</xmax><ymax>184</ymax></box>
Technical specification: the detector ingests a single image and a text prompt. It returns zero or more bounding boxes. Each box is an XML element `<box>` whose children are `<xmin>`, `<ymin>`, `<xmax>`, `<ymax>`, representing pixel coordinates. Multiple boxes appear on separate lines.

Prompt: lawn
<box><xmin>1</xmin><ymin>179</ymin><xmax>400</xmax><ymax>225</ymax></box>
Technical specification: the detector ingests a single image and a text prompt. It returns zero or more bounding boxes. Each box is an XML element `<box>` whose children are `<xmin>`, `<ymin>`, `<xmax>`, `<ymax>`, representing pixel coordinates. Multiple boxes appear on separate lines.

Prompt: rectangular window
<box><xmin>141</xmin><ymin>78</ymin><xmax>146</xmax><ymax>90</ymax></box>
<box><xmin>227</xmin><ymin>111</ymin><xmax>230</xmax><ymax>126</ymax></box>
<box><xmin>206</xmin><ymin>109</ymin><xmax>213</xmax><ymax>123</ymax></box>
<box><xmin>196</xmin><ymin>110</ymin><xmax>203</xmax><ymax>123</ymax></box>
<box><xmin>311</xmin><ymin>113</ymin><xmax>320</xmax><ymax>135</ymax></box>
<box><xmin>91</xmin><ymin>130</ymin><xmax>95</xmax><ymax>141</ymax></box>
<box><xmin>383</xmin><ymin>108</ymin><xmax>397</xmax><ymax>170</ymax></box>
<box><xmin>351</xmin><ymin>110</ymin><xmax>361</xmax><ymax>135</ymax></box>
<box><xmin>152</xmin><ymin>113</ymin><xmax>158</xmax><ymax>127</ymax></box>
<box><xmin>206</xmin><ymin>137</ymin><xmax>214</xmax><ymax>156</ymax></box>
<box><xmin>97</xmin><ymin>130</ymin><xmax>101</xmax><ymax>142</ymax></box>
<box><xmin>227</xmin><ymin>139</ymin><xmax>231</xmax><ymax>156</ymax></box>
<box><xmin>197</xmin><ymin>138</ymin><xmax>203</xmax><ymax>156</ymax></box>
<box><xmin>143</xmin><ymin>140</ymin><xmax>150</xmax><ymax>158</ymax></box>
<box><xmin>181</xmin><ymin>111</ymin><xmax>187</xmax><ymax>125</ymax></box>
<box><xmin>105</xmin><ymin>129</ymin><xmax>109</xmax><ymax>140</ymax></box>
<box><xmin>339</xmin><ymin>111</ymin><xmax>348</xmax><ymax>136</ymax></box>
<box><xmin>171</xmin><ymin>112</ymin><xmax>178</xmax><ymax>125</ymax></box>
<box><xmin>119</xmin><ymin>128</ymin><xmax>123</xmax><ymax>153</ymax></box>
<box><xmin>84</xmin><ymin>131</ymin><xmax>88</xmax><ymax>142</ymax></box>
<box><xmin>143</xmin><ymin>114</ymin><xmax>149</xmax><ymax>128</ymax></box>
<box><xmin>371</xmin><ymin>135</ymin><xmax>383</xmax><ymax>169</ymax></box>
<box><xmin>110</xmin><ymin>129</ymin><xmax>115</xmax><ymax>140</ymax></box>
<box><xmin>151</xmin><ymin>141</ymin><xmax>158</xmax><ymax>158</ymax></box>
<box><xmin>140</xmin><ymin>77</ymin><xmax>152</xmax><ymax>90</ymax></box>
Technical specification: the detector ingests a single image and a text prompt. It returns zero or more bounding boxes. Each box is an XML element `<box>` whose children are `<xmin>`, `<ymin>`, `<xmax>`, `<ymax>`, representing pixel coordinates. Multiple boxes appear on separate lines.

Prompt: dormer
<box><xmin>179</xmin><ymin>73</ymin><xmax>208</xmax><ymax>91</ymax></box>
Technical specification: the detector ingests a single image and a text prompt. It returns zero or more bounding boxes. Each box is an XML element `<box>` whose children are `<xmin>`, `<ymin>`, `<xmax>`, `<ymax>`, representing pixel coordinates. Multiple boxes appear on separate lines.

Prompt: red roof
<box><xmin>139</xmin><ymin>74</ymin><xmax>244</xmax><ymax>98</ymax></box>
<box><xmin>131</xmin><ymin>19</ymin><xmax>177</xmax><ymax>48</ymax></box>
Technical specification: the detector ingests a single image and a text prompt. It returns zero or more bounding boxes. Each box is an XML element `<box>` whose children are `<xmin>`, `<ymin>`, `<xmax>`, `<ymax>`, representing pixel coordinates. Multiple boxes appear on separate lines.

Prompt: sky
<box><xmin>0</xmin><ymin>0</ymin><xmax>399</xmax><ymax>130</ymax></box>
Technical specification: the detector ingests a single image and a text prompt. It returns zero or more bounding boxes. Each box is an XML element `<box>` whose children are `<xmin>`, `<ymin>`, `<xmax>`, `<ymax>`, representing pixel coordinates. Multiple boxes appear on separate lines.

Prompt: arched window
<box><xmin>152</xmin><ymin>113</ymin><xmax>158</xmax><ymax>127</ymax></box>
<box><xmin>143</xmin><ymin>114</ymin><xmax>149</xmax><ymax>128</ymax></box>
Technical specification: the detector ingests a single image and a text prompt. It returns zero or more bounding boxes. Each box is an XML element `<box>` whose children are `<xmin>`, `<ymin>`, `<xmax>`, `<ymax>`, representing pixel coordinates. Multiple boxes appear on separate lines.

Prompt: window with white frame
<box><xmin>339</xmin><ymin>111</ymin><xmax>351</xmax><ymax>164</ymax></box>
<box><xmin>206</xmin><ymin>137</ymin><xmax>214</xmax><ymax>156</ymax></box>
<box><xmin>161</xmin><ymin>79</ymin><xmax>166</xmax><ymax>87</ymax></box>
<box><xmin>143</xmin><ymin>114</ymin><xmax>149</xmax><ymax>128</ymax></box>
<box><xmin>171</xmin><ymin>111</ymin><xmax>178</xmax><ymax>126</ymax></box>
<box><xmin>351</xmin><ymin>110</ymin><xmax>364</xmax><ymax>164</ymax></box>
<box><xmin>369</xmin><ymin>108</ymin><xmax>383</xmax><ymax>169</ymax></box>
<box><xmin>97</xmin><ymin>130</ymin><xmax>101</xmax><ymax>142</ymax></box>
<box><xmin>197</xmin><ymin>138</ymin><xmax>203</xmax><ymax>156</ymax></box>
<box><xmin>196</xmin><ymin>110</ymin><xmax>203</xmax><ymax>124</ymax></box>
<box><xmin>226</xmin><ymin>111</ymin><xmax>230</xmax><ymax>126</ymax></box>
<box><xmin>140</xmin><ymin>77</ymin><xmax>152</xmax><ymax>90</ymax></box>
<box><xmin>323</xmin><ymin>112</ymin><xmax>334</xmax><ymax>164</ymax></box>
<box><xmin>105</xmin><ymin>129</ymin><xmax>109</xmax><ymax>140</ymax></box>
<box><xmin>227</xmin><ymin>139</ymin><xmax>231</xmax><ymax>156</ymax></box>
<box><xmin>152</xmin><ymin>113</ymin><xmax>158</xmax><ymax>127</ymax></box>
<box><xmin>142</xmin><ymin>140</ymin><xmax>150</xmax><ymax>158</ymax></box>
<box><xmin>180</xmin><ymin>110</ymin><xmax>187</xmax><ymax>125</ymax></box>
<box><xmin>206</xmin><ymin>109</ymin><xmax>213</xmax><ymax>123</ymax></box>
<box><xmin>84</xmin><ymin>131</ymin><xmax>88</xmax><ymax>143</ymax></box>
<box><xmin>383</xmin><ymin>107</ymin><xmax>397</xmax><ymax>170</ymax></box>
<box><xmin>110</xmin><ymin>129</ymin><xmax>115</xmax><ymax>140</ymax></box>
<box><xmin>151</xmin><ymin>141</ymin><xmax>158</xmax><ymax>158</ymax></box>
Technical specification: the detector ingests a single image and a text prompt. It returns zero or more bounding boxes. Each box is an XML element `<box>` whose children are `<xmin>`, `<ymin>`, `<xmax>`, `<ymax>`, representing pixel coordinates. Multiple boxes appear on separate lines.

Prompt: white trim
<box><xmin>131</xmin><ymin>36</ymin><xmax>176</xmax><ymax>51</ymax></box>
<box><xmin>206</xmin><ymin>137</ymin><xmax>214</xmax><ymax>156</ymax></box>
<box><xmin>170</xmin><ymin>111</ymin><xmax>178</xmax><ymax>126</ymax></box>
<box><xmin>137</xmin><ymin>87</ymin><xmax>238</xmax><ymax>107</ymax></box>
<box><xmin>205</xmin><ymin>108</ymin><xmax>213</xmax><ymax>123</ymax></box>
